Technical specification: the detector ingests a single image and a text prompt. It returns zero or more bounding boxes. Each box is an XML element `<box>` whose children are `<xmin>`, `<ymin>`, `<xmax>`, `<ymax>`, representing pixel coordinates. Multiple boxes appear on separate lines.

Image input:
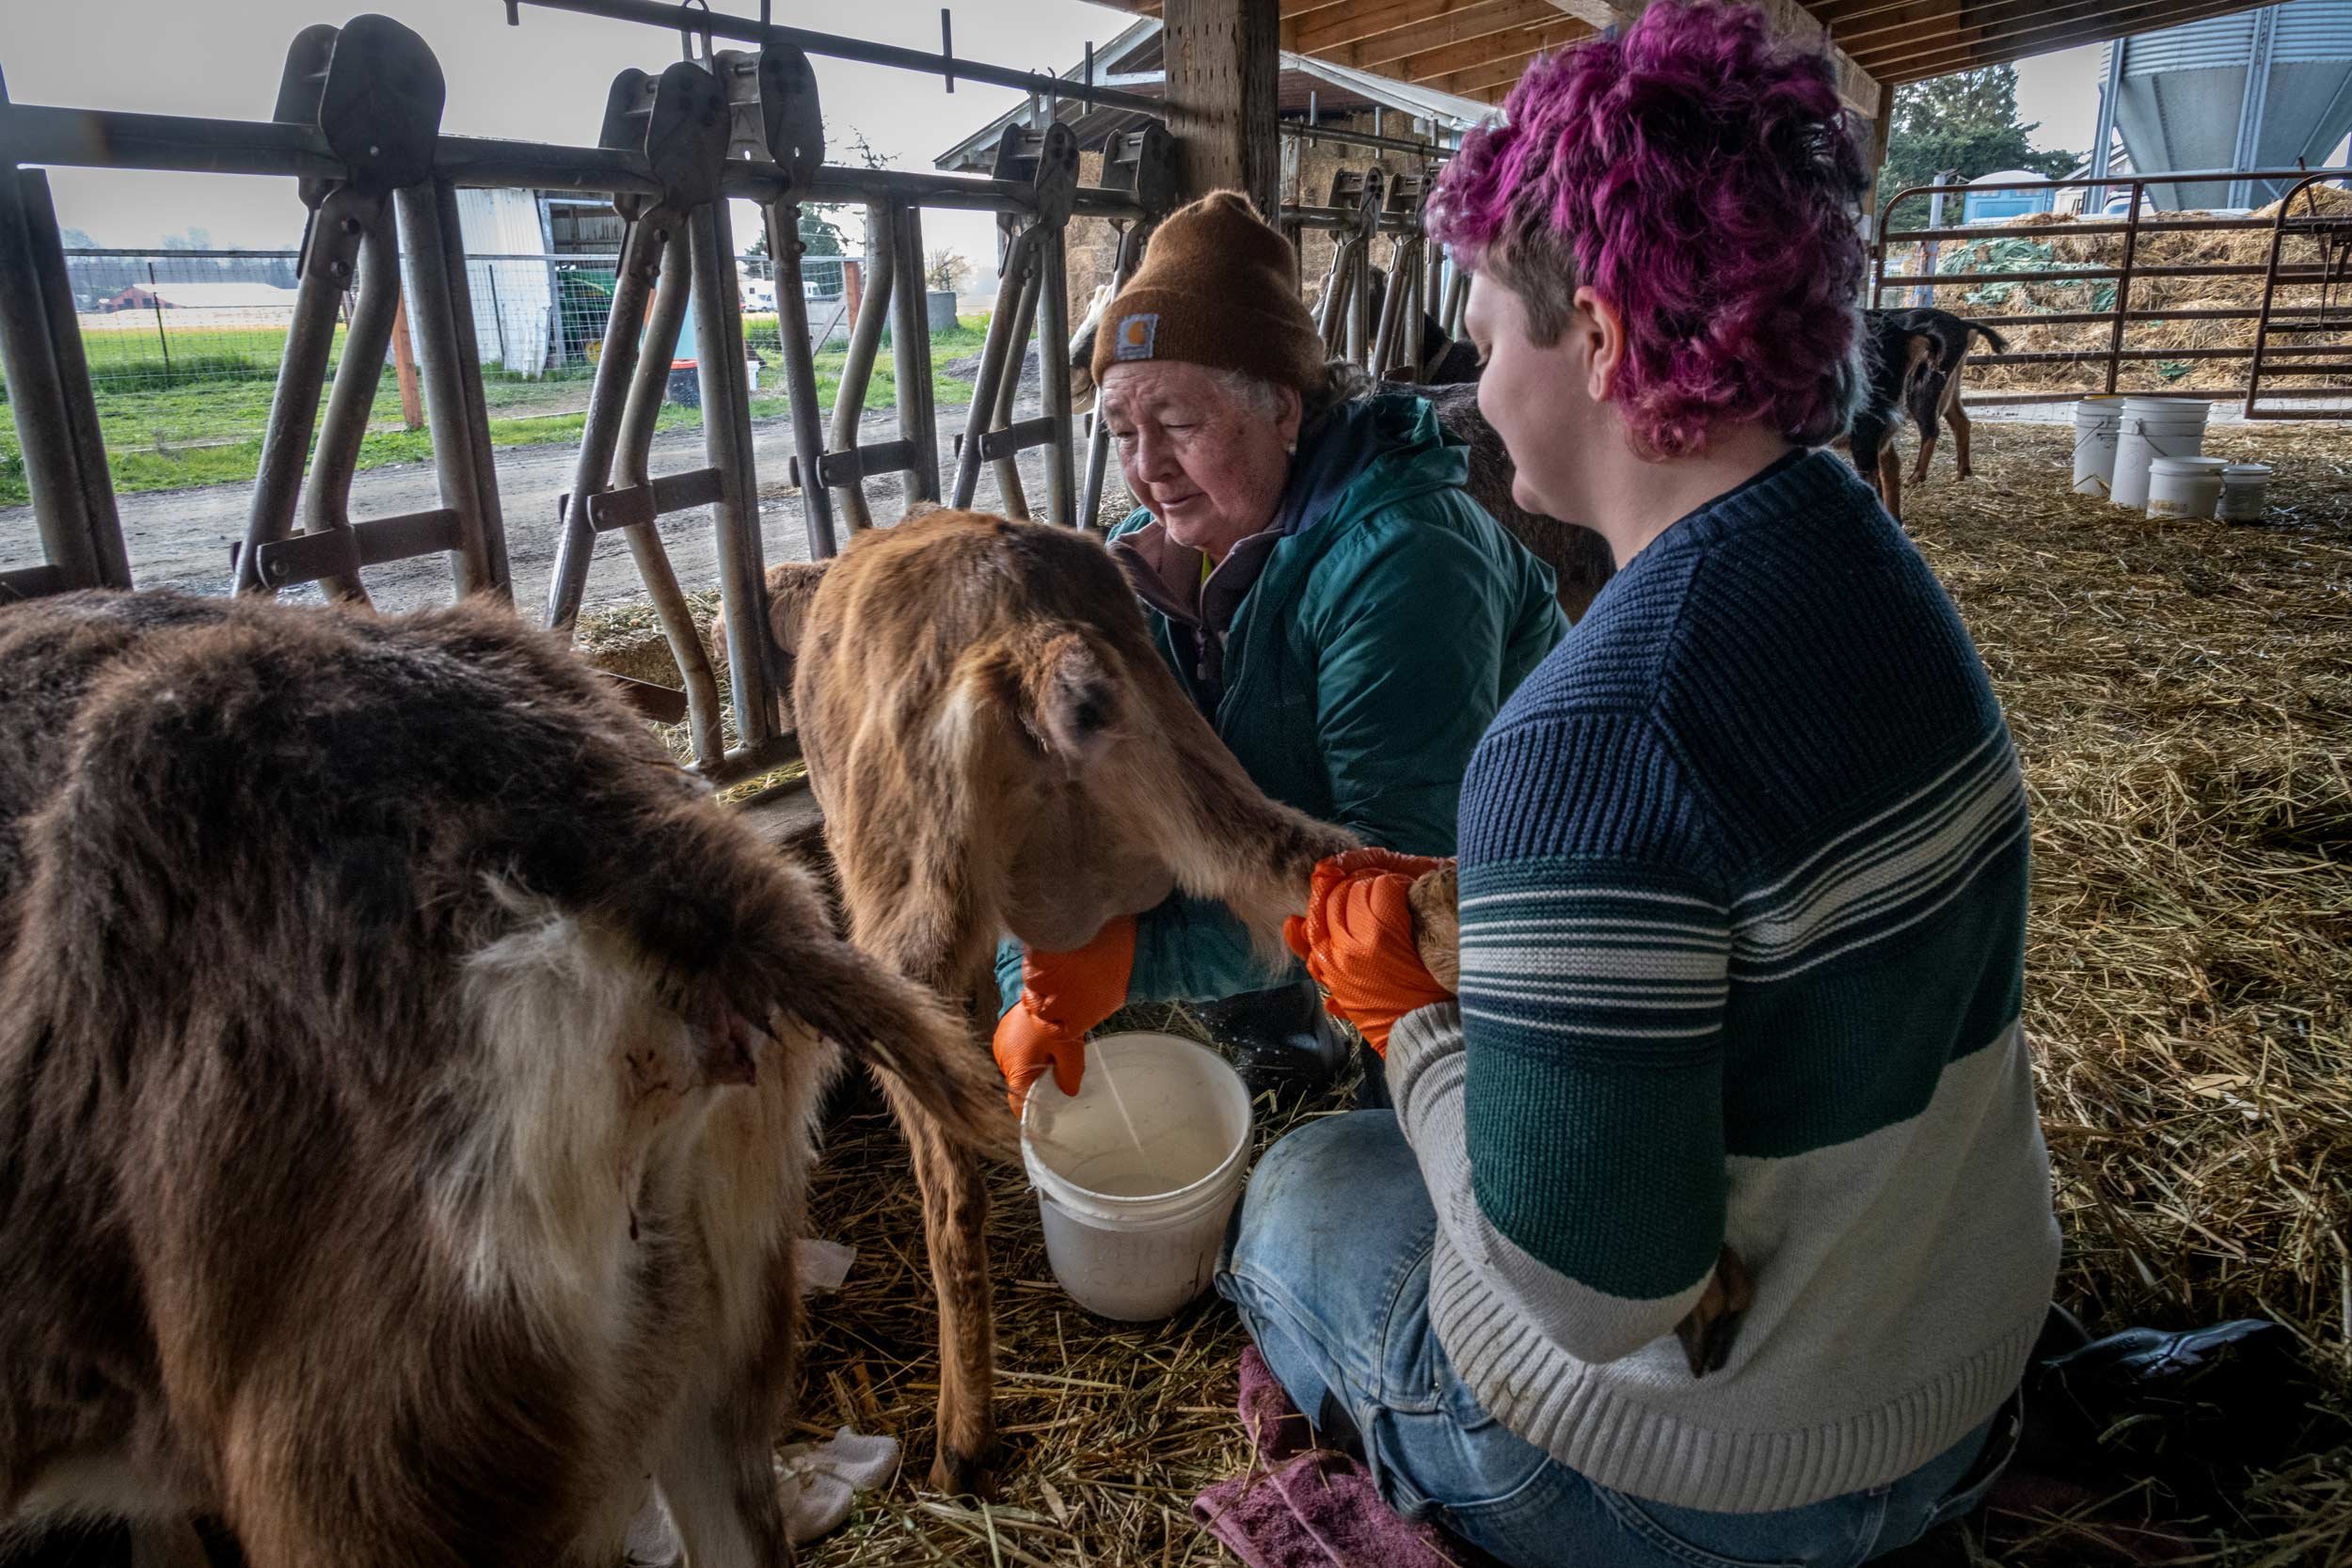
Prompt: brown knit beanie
<box><xmin>1090</xmin><ymin>191</ymin><xmax>1326</xmax><ymax>396</ymax></box>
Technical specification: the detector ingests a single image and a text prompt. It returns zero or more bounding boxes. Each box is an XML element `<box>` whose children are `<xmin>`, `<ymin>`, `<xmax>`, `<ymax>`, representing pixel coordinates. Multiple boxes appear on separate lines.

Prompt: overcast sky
<box><xmin>2</xmin><ymin>1</ymin><xmax>2108</xmax><ymax>260</ymax></box>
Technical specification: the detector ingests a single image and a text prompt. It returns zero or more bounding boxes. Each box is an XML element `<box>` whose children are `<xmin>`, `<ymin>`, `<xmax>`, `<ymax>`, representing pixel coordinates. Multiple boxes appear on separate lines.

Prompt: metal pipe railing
<box><xmin>547</xmin><ymin>212</ymin><xmax>664</xmax><ymax>629</ymax></box>
<box><xmin>888</xmin><ymin>202</ymin><xmax>942</xmax><ymax>509</ymax></box>
<box><xmin>826</xmin><ymin>230</ymin><xmax>895</xmax><ymax>534</ymax></box>
<box><xmin>504</xmin><ymin>0</ymin><xmax>1460</xmax><ymax>164</ymax></box>
<box><xmin>689</xmin><ymin>195</ymin><xmax>780</xmax><ymax>757</ymax></box>
<box><xmin>612</xmin><ymin>223</ymin><xmax>726</xmax><ymax>768</ymax></box>
<box><xmin>764</xmin><ymin>198</ymin><xmax>840</xmax><ymax>560</ymax></box>
<box><xmin>954</xmin><ymin>224</ymin><xmax>1040</xmax><ymax>512</ymax></box>
<box><xmin>397</xmin><ymin>178</ymin><xmax>511</xmax><ymax>596</ymax></box>
<box><xmin>987</xmin><ymin>245</ymin><xmax>1042</xmax><ymax>518</ymax></box>
<box><xmin>233</xmin><ymin>185</ymin><xmax>380</xmax><ymax>593</ymax></box>
<box><xmin>505</xmin><ymin>0</ymin><xmax>1168</xmax><ymax>115</ymax></box>
<box><xmin>298</xmin><ymin>217</ymin><xmax>405</xmax><ymax>603</ymax></box>
<box><xmin>0</xmin><ymin>104</ymin><xmax>1148</xmax><ymax>221</ymax></box>
<box><xmin>0</xmin><ymin>159</ymin><xmax>126</xmax><ymax>594</ymax></box>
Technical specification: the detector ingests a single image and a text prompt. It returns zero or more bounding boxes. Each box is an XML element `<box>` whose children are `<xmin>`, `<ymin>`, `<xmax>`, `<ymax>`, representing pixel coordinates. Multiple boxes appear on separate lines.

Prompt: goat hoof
<box><xmin>929</xmin><ymin>1444</ymin><xmax>996</xmax><ymax>1497</ymax></box>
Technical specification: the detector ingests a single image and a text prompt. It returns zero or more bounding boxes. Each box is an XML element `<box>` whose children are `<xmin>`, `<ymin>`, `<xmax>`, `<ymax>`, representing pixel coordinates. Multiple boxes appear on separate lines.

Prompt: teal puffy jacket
<box><xmin>997</xmin><ymin>392</ymin><xmax>1566</xmax><ymax>1012</ymax></box>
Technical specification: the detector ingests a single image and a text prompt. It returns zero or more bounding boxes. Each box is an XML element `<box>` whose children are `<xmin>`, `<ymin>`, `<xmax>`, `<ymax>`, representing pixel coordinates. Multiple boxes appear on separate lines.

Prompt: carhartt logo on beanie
<box><xmin>1090</xmin><ymin>191</ymin><xmax>1326</xmax><ymax>395</ymax></box>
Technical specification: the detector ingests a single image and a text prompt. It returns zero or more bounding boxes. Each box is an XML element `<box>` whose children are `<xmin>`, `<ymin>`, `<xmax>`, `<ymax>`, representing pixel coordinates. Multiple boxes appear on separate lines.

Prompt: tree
<box><xmin>158</xmin><ymin>227</ymin><xmax>215</xmax><ymax>251</ymax></box>
<box><xmin>59</xmin><ymin>227</ymin><xmax>97</xmax><ymax>251</ymax></box>
<box><xmin>804</xmin><ymin>124</ymin><xmax>891</xmax><ymax>257</ymax></box>
<box><xmin>924</xmin><ymin>248</ymin><xmax>971</xmax><ymax>293</ymax></box>
<box><xmin>1875</xmin><ymin>66</ymin><xmax>2079</xmax><ymax>231</ymax></box>
<box><xmin>798</xmin><ymin>208</ymin><xmax>845</xmax><ymax>258</ymax></box>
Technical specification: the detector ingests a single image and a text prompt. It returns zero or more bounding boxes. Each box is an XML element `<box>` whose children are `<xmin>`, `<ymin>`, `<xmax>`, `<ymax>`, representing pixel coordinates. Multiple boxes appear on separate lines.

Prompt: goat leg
<box><xmin>879</xmin><ymin>1073</ymin><xmax>999</xmax><ymax>1497</ymax></box>
<box><xmin>1407</xmin><ymin>863</ymin><xmax>1460</xmax><ymax>992</ymax></box>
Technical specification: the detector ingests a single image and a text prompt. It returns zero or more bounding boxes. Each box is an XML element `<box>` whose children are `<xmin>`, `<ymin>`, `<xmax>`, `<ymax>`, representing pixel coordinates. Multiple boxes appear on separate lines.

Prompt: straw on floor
<box><xmin>771</xmin><ymin>419</ymin><xmax>2350</xmax><ymax>1567</ymax></box>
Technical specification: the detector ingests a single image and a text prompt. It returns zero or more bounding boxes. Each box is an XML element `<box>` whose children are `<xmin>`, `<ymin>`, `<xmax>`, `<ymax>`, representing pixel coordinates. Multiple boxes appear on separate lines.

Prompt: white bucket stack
<box><xmin>2072</xmin><ymin>397</ymin><xmax>2127</xmax><ymax>496</ymax></box>
<box><xmin>2219</xmin><ymin>464</ymin><xmax>2274</xmax><ymax>522</ymax></box>
<box><xmin>2108</xmin><ymin>397</ymin><xmax>2213</xmax><ymax>512</ymax></box>
<box><xmin>2145</xmin><ymin>455</ymin><xmax>2229</xmax><ymax>519</ymax></box>
<box><xmin>1021</xmin><ymin>1033</ymin><xmax>1254</xmax><ymax>1322</ymax></box>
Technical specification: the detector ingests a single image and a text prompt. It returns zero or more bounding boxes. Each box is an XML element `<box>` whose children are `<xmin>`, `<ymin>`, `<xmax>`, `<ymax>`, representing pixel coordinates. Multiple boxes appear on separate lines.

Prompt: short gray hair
<box><xmin>1207</xmin><ymin>358</ymin><xmax>1376</xmax><ymax>431</ymax></box>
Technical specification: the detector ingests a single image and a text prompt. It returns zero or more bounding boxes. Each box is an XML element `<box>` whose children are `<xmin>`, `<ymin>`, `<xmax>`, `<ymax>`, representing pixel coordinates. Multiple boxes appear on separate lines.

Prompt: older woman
<box><xmin>991</xmin><ymin>191</ymin><xmax>1564</xmax><ymax>1101</ymax></box>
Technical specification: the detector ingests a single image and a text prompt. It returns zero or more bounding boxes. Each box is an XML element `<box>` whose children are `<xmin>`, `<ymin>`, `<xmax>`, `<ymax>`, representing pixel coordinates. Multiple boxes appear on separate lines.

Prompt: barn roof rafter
<box><xmin>1089</xmin><ymin>0</ymin><xmax>2300</xmax><ymax>109</ymax></box>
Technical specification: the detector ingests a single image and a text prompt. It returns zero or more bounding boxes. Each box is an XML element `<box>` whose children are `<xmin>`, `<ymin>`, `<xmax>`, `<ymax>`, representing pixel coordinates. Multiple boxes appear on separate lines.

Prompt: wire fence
<box><xmin>8</xmin><ymin>245</ymin><xmax>865</xmax><ymax>439</ymax></box>
<box><xmin>0</xmin><ymin>244</ymin><xmax>991</xmax><ymax>511</ymax></box>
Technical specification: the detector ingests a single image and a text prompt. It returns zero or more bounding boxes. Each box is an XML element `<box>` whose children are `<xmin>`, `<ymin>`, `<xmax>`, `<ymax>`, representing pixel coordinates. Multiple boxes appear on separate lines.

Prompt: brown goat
<box><xmin>762</xmin><ymin>510</ymin><xmax>1359</xmax><ymax>1492</ymax></box>
<box><xmin>1414</xmin><ymin>380</ymin><xmax>1616</xmax><ymax>622</ymax></box>
<box><xmin>0</xmin><ymin>591</ymin><xmax>1010</xmax><ymax>1566</ymax></box>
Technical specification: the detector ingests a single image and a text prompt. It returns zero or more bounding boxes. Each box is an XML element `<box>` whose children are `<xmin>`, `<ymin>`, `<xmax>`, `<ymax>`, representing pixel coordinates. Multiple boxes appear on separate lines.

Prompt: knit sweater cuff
<box><xmin>1387</xmin><ymin>1000</ymin><xmax>1462</xmax><ymax>1138</ymax></box>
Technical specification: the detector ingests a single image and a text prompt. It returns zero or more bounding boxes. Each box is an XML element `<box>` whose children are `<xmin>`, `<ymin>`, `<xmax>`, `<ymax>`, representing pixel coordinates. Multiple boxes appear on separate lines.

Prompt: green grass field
<box><xmin>0</xmin><ymin>316</ymin><xmax>988</xmax><ymax>508</ymax></box>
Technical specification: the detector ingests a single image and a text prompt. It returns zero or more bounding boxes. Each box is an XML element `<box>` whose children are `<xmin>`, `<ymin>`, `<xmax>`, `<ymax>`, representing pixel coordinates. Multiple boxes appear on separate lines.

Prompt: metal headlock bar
<box><xmin>501</xmin><ymin>0</ymin><xmax>1462</xmax><ymax>164</ymax></box>
<box><xmin>0</xmin><ymin>5</ymin><xmax>1172</xmax><ymax>787</ymax></box>
<box><xmin>1078</xmin><ymin>121</ymin><xmax>1180</xmax><ymax>529</ymax></box>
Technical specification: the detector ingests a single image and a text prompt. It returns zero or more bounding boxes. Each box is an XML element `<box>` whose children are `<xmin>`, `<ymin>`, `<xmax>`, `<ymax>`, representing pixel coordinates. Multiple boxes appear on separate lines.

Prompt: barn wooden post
<box><xmin>389</xmin><ymin>294</ymin><xmax>425</xmax><ymax>431</ymax></box>
<box><xmin>1163</xmin><ymin>0</ymin><xmax>1280</xmax><ymax>220</ymax></box>
<box><xmin>1858</xmin><ymin>81</ymin><xmax>1896</xmax><ymax>302</ymax></box>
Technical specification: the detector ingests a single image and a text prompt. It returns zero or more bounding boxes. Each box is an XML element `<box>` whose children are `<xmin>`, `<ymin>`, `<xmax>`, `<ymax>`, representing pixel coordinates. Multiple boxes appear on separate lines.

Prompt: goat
<box><xmin>0</xmin><ymin>590</ymin><xmax>1010</xmax><ymax>1567</ymax></box>
<box><xmin>759</xmin><ymin>510</ymin><xmax>1359</xmax><ymax>1493</ymax></box>
<box><xmin>1847</xmin><ymin>308</ymin><xmax>2008</xmax><ymax>522</ymax></box>
<box><xmin>1408</xmin><ymin>379</ymin><xmax>1616</xmax><ymax>623</ymax></box>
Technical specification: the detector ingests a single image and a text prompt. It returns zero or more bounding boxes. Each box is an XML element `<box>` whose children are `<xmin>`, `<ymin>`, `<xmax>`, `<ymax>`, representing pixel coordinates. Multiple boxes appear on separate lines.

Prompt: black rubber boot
<box><xmin>1191</xmin><ymin>980</ymin><xmax>1350</xmax><ymax>1098</ymax></box>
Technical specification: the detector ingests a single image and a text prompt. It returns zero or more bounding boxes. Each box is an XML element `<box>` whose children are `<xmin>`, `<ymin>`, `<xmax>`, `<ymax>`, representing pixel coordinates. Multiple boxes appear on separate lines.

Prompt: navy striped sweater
<box><xmin>1386</xmin><ymin>450</ymin><xmax>2061</xmax><ymax>1513</ymax></box>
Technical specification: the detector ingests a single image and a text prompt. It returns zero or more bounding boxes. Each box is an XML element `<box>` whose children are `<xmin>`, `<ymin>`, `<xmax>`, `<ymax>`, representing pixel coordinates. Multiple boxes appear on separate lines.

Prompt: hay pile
<box><xmin>1921</xmin><ymin>184</ymin><xmax>2352</xmax><ymax>396</ymax></box>
<box><xmin>771</xmin><ymin>419</ymin><xmax>2351</xmax><ymax>1568</ymax></box>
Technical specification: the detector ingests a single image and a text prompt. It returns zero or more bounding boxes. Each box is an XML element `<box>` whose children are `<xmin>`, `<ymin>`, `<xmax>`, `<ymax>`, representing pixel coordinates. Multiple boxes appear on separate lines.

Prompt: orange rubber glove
<box><xmin>1284</xmin><ymin>847</ymin><xmax>1456</xmax><ymax>1055</ymax></box>
<box><xmin>993</xmin><ymin>913</ymin><xmax>1137</xmax><ymax>1114</ymax></box>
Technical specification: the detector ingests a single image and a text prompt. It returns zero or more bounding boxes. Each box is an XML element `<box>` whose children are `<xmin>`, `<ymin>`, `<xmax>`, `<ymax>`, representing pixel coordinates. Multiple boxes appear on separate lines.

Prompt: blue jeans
<box><xmin>1215</xmin><ymin>1112</ymin><xmax>2014</xmax><ymax>1568</ymax></box>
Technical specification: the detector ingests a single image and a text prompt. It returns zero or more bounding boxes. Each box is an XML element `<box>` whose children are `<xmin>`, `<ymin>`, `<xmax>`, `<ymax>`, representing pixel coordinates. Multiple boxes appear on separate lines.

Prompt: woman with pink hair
<box><xmin>1223</xmin><ymin>6</ymin><xmax>2061</xmax><ymax>1564</ymax></box>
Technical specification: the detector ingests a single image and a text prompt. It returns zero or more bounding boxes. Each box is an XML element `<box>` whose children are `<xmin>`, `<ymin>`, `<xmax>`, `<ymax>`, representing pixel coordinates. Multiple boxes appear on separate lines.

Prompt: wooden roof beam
<box><xmin>1400</xmin><ymin>20</ymin><xmax>1590</xmax><ymax>81</ymax></box>
<box><xmin>1331</xmin><ymin>0</ymin><xmax>1581</xmax><ymax>69</ymax></box>
<box><xmin>1293</xmin><ymin>0</ymin><xmax>1559</xmax><ymax>55</ymax></box>
<box><xmin>1850</xmin><ymin>0</ymin><xmax>2259</xmax><ymax>78</ymax></box>
<box><xmin>1455</xmin><ymin>0</ymin><xmax>1884</xmax><ymax>119</ymax></box>
<box><xmin>1427</xmin><ymin>41</ymin><xmax>1551</xmax><ymax>95</ymax></box>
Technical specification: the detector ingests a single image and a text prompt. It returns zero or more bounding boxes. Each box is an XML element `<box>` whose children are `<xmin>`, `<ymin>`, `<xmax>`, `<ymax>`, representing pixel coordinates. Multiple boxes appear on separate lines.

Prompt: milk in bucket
<box><xmin>2109</xmin><ymin>398</ymin><xmax>2211</xmax><ymax>511</ymax></box>
<box><xmin>1021</xmin><ymin>1034</ymin><xmax>1253</xmax><ymax>1322</ymax></box>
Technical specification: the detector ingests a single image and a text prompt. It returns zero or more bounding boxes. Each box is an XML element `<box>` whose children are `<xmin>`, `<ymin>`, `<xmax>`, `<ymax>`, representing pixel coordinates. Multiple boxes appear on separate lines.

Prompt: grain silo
<box><xmin>2098</xmin><ymin>0</ymin><xmax>2352</xmax><ymax>210</ymax></box>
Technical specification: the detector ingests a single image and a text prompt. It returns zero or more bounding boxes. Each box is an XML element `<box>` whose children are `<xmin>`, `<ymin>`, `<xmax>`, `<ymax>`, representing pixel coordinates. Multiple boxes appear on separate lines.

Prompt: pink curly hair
<box><xmin>1430</xmin><ymin>2</ymin><xmax>1870</xmax><ymax>459</ymax></box>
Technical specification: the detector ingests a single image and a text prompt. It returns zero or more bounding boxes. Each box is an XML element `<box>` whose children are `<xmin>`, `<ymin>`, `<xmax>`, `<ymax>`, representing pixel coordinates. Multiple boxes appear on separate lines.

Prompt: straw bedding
<box><xmin>755</xmin><ymin>420</ymin><xmax>2352</xmax><ymax>1567</ymax></box>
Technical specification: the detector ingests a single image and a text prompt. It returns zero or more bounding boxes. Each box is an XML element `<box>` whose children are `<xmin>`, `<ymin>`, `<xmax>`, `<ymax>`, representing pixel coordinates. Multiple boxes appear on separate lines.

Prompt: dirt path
<box><xmin>0</xmin><ymin>403</ymin><xmax>1071</xmax><ymax>617</ymax></box>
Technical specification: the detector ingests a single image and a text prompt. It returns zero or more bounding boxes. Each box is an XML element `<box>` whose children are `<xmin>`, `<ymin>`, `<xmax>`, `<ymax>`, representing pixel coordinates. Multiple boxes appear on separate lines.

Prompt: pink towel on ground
<box><xmin>1192</xmin><ymin>1348</ymin><xmax>1464</xmax><ymax>1568</ymax></box>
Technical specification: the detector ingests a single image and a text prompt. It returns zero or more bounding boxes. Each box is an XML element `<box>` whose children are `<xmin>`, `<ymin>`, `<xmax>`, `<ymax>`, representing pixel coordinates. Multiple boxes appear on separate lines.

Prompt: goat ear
<box><xmin>763</xmin><ymin>562</ymin><xmax>829</xmax><ymax>657</ymax></box>
<box><xmin>1028</xmin><ymin>632</ymin><xmax>1122</xmax><ymax>770</ymax></box>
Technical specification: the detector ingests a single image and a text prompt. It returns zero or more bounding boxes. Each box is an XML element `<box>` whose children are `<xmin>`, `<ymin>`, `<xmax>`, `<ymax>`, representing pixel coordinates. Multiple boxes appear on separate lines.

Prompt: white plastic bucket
<box><xmin>2071</xmin><ymin>398</ymin><xmax>2127</xmax><ymax>496</ymax></box>
<box><xmin>2109</xmin><ymin>398</ymin><xmax>2213</xmax><ymax>511</ymax></box>
<box><xmin>2218</xmin><ymin>463</ymin><xmax>2274</xmax><ymax>522</ymax></box>
<box><xmin>2145</xmin><ymin>455</ymin><xmax>2227</xmax><ymax>519</ymax></box>
<box><xmin>1020</xmin><ymin>1033</ymin><xmax>1253</xmax><ymax>1322</ymax></box>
